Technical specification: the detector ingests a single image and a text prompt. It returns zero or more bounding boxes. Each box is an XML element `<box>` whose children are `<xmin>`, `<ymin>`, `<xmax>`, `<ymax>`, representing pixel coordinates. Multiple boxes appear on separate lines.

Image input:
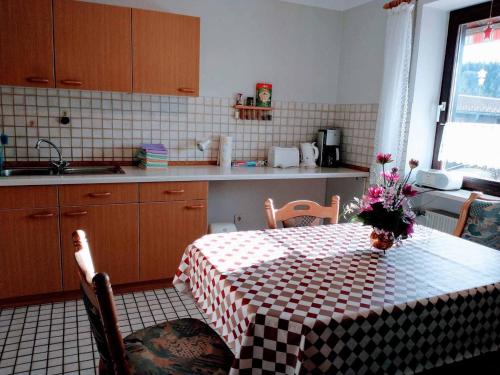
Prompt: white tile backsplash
<box><xmin>0</xmin><ymin>86</ymin><xmax>377</xmax><ymax>168</ymax></box>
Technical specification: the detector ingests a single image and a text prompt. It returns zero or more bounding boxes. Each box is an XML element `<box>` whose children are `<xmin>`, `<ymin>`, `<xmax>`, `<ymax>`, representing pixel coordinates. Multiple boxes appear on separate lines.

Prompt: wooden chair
<box><xmin>72</xmin><ymin>230</ymin><xmax>234</xmax><ymax>375</ymax></box>
<box><xmin>265</xmin><ymin>196</ymin><xmax>340</xmax><ymax>229</ymax></box>
<box><xmin>453</xmin><ymin>192</ymin><xmax>500</xmax><ymax>250</ymax></box>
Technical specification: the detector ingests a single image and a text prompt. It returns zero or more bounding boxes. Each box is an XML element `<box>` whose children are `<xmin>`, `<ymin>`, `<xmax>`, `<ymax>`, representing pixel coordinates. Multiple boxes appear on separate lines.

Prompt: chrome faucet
<box><xmin>35</xmin><ymin>139</ymin><xmax>69</xmax><ymax>173</ymax></box>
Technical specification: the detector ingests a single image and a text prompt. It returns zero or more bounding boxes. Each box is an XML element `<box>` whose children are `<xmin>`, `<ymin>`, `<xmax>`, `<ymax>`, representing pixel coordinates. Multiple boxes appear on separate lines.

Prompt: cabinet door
<box><xmin>60</xmin><ymin>204</ymin><xmax>139</xmax><ymax>291</ymax></box>
<box><xmin>0</xmin><ymin>208</ymin><xmax>61</xmax><ymax>299</ymax></box>
<box><xmin>53</xmin><ymin>0</ymin><xmax>132</xmax><ymax>92</ymax></box>
<box><xmin>0</xmin><ymin>0</ymin><xmax>54</xmax><ymax>87</ymax></box>
<box><xmin>132</xmin><ymin>9</ymin><xmax>200</xmax><ymax>96</ymax></box>
<box><xmin>140</xmin><ymin>200</ymin><xmax>207</xmax><ymax>281</ymax></box>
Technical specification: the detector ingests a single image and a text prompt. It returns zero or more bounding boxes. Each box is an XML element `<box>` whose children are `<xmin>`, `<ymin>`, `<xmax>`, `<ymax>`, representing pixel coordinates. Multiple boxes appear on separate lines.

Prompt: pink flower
<box><xmin>360</xmin><ymin>204</ymin><xmax>373</xmax><ymax>213</ymax></box>
<box><xmin>359</xmin><ymin>195</ymin><xmax>374</xmax><ymax>212</ymax></box>
<box><xmin>402</xmin><ymin>184</ymin><xmax>417</xmax><ymax>197</ymax></box>
<box><xmin>367</xmin><ymin>186</ymin><xmax>384</xmax><ymax>202</ymax></box>
<box><xmin>376</xmin><ymin>152</ymin><xmax>393</xmax><ymax>165</ymax></box>
<box><xmin>381</xmin><ymin>171</ymin><xmax>400</xmax><ymax>183</ymax></box>
<box><xmin>409</xmin><ymin>159</ymin><xmax>419</xmax><ymax>169</ymax></box>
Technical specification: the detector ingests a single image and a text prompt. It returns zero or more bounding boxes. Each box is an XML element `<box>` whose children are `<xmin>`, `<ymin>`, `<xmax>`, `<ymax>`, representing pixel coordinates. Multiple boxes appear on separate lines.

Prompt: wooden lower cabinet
<box><xmin>0</xmin><ymin>208</ymin><xmax>61</xmax><ymax>299</ymax></box>
<box><xmin>61</xmin><ymin>203</ymin><xmax>139</xmax><ymax>290</ymax></box>
<box><xmin>140</xmin><ymin>200</ymin><xmax>207</xmax><ymax>280</ymax></box>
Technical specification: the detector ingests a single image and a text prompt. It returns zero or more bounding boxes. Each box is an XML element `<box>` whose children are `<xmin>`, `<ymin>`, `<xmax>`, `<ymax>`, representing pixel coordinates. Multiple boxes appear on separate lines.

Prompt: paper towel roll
<box><xmin>218</xmin><ymin>135</ymin><xmax>232</xmax><ymax>168</ymax></box>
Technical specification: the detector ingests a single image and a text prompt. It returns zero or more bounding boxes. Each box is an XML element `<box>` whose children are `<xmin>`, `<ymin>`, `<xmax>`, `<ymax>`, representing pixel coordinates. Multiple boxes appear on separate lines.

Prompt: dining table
<box><xmin>173</xmin><ymin>223</ymin><xmax>500</xmax><ymax>374</ymax></box>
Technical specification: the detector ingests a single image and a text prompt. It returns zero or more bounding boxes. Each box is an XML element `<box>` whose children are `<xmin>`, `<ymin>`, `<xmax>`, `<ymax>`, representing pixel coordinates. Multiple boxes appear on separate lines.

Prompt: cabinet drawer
<box><xmin>139</xmin><ymin>181</ymin><xmax>208</xmax><ymax>202</ymax></box>
<box><xmin>59</xmin><ymin>183</ymin><xmax>138</xmax><ymax>205</ymax></box>
<box><xmin>0</xmin><ymin>186</ymin><xmax>58</xmax><ymax>209</ymax></box>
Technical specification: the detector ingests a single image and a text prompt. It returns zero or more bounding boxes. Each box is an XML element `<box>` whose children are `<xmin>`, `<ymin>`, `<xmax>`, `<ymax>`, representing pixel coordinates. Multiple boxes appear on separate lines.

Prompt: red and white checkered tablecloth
<box><xmin>173</xmin><ymin>224</ymin><xmax>500</xmax><ymax>374</ymax></box>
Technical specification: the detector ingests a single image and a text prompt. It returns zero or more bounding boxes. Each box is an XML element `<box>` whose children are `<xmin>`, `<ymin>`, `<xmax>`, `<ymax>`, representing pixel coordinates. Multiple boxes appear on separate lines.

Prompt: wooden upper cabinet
<box><xmin>53</xmin><ymin>0</ymin><xmax>132</xmax><ymax>92</ymax></box>
<box><xmin>0</xmin><ymin>0</ymin><xmax>55</xmax><ymax>87</ymax></box>
<box><xmin>132</xmin><ymin>9</ymin><xmax>200</xmax><ymax>96</ymax></box>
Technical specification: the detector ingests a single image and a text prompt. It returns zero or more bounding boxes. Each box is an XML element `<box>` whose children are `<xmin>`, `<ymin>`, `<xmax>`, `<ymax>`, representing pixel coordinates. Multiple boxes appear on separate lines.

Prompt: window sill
<box><xmin>415</xmin><ymin>187</ymin><xmax>496</xmax><ymax>203</ymax></box>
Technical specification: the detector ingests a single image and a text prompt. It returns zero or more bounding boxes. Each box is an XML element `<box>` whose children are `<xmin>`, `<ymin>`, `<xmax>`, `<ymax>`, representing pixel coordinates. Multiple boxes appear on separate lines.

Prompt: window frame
<box><xmin>432</xmin><ymin>1</ymin><xmax>500</xmax><ymax>196</ymax></box>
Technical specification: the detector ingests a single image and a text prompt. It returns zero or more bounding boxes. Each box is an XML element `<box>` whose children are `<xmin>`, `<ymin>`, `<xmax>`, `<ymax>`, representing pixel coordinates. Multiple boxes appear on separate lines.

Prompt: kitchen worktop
<box><xmin>0</xmin><ymin>165</ymin><xmax>369</xmax><ymax>186</ymax></box>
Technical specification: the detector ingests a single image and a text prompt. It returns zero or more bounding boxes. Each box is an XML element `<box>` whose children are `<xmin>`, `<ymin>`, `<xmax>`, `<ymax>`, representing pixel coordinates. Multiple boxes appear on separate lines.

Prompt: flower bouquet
<box><xmin>344</xmin><ymin>153</ymin><xmax>419</xmax><ymax>251</ymax></box>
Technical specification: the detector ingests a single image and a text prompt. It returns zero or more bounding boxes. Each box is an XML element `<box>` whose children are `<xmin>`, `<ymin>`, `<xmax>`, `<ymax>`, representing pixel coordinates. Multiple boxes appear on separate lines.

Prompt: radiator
<box><xmin>418</xmin><ymin>210</ymin><xmax>459</xmax><ymax>234</ymax></box>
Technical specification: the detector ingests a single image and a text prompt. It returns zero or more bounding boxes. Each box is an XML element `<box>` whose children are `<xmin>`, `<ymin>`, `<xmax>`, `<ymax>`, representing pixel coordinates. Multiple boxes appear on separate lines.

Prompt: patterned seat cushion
<box><xmin>282</xmin><ymin>215</ymin><xmax>322</xmax><ymax>228</ymax></box>
<box><xmin>461</xmin><ymin>200</ymin><xmax>500</xmax><ymax>250</ymax></box>
<box><xmin>124</xmin><ymin>318</ymin><xmax>234</xmax><ymax>375</ymax></box>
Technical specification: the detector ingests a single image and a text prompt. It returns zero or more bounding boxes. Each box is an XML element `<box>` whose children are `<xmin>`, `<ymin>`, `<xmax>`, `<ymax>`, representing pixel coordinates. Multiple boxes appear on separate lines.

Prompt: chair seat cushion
<box><xmin>461</xmin><ymin>200</ymin><xmax>500</xmax><ymax>250</ymax></box>
<box><xmin>124</xmin><ymin>318</ymin><xmax>234</xmax><ymax>375</ymax></box>
<box><xmin>282</xmin><ymin>215</ymin><xmax>322</xmax><ymax>228</ymax></box>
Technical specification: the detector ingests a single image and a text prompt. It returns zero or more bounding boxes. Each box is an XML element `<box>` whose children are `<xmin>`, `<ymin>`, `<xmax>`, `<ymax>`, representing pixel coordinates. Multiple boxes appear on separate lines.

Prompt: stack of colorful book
<box><xmin>136</xmin><ymin>144</ymin><xmax>168</xmax><ymax>169</ymax></box>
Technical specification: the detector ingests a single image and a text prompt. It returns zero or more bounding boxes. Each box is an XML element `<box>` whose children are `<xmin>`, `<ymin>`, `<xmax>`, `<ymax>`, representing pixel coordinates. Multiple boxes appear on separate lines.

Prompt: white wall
<box><xmin>336</xmin><ymin>0</ymin><xmax>386</xmax><ymax>104</ymax></box>
<box><xmin>84</xmin><ymin>0</ymin><xmax>343</xmax><ymax>103</ymax></box>
<box><xmin>208</xmin><ymin>177</ymin><xmax>366</xmax><ymax>230</ymax></box>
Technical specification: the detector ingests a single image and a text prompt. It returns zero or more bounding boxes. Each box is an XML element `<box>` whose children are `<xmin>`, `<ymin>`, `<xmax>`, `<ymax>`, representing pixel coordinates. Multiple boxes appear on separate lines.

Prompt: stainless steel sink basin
<box><xmin>1</xmin><ymin>168</ymin><xmax>56</xmax><ymax>176</ymax></box>
<box><xmin>1</xmin><ymin>166</ymin><xmax>125</xmax><ymax>177</ymax></box>
<box><xmin>61</xmin><ymin>166</ymin><xmax>125</xmax><ymax>175</ymax></box>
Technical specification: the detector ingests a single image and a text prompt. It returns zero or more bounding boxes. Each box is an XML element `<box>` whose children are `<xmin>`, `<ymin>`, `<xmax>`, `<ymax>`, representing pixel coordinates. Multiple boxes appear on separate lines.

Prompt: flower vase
<box><xmin>370</xmin><ymin>230</ymin><xmax>394</xmax><ymax>251</ymax></box>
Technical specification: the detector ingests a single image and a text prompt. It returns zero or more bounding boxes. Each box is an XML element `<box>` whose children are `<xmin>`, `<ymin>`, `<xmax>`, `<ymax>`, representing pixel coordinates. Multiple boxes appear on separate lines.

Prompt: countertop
<box><xmin>0</xmin><ymin>166</ymin><xmax>369</xmax><ymax>186</ymax></box>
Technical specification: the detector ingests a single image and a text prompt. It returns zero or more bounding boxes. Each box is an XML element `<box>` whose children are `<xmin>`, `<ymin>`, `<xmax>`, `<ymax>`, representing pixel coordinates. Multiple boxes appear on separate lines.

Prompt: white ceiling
<box><xmin>278</xmin><ymin>0</ymin><xmax>373</xmax><ymax>11</ymax></box>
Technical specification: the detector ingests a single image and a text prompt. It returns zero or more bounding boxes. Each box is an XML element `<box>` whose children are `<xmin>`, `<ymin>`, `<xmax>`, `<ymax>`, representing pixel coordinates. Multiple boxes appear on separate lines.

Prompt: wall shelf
<box><xmin>233</xmin><ymin>105</ymin><xmax>273</xmax><ymax>121</ymax></box>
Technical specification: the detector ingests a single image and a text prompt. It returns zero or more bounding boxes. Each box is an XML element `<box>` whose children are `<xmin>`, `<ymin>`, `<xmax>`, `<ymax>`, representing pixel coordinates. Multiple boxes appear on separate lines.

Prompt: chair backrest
<box><xmin>265</xmin><ymin>195</ymin><xmax>340</xmax><ymax>229</ymax></box>
<box><xmin>72</xmin><ymin>230</ymin><xmax>130</xmax><ymax>375</ymax></box>
<box><xmin>453</xmin><ymin>192</ymin><xmax>500</xmax><ymax>250</ymax></box>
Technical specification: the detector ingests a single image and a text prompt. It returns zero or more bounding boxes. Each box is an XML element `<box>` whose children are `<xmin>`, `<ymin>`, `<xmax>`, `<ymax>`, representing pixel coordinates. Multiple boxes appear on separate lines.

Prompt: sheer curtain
<box><xmin>371</xmin><ymin>3</ymin><xmax>415</xmax><ymax>183</ymax></box>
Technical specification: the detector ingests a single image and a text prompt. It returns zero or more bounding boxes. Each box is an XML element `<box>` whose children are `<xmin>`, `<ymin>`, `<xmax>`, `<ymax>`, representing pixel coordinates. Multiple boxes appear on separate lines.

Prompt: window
<box><xmin>433</xmin><ymin>1</ymin><xmax>500</xmax><ymax>196</ymax></box>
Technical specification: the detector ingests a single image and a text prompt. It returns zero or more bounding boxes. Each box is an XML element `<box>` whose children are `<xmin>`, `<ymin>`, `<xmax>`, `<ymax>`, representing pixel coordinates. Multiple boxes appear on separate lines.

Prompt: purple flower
<box><xmin>376</xmin><ymin>152</ymin><xmax>393</xmax><ymax>165</ymax></box>
<box><xmin>405</xmin><ymin>223</ymin><xmax>414</xmax><ymax>236</ymax></box>
<box><xmin>402</xmin><ymin>184</ymin><xmax>417</xmax><ymax>197</ymax></box>
<box><xmin>409</xmin><ymin>159</ymin><xmax>419</xmax><ymax>169</ymax></box>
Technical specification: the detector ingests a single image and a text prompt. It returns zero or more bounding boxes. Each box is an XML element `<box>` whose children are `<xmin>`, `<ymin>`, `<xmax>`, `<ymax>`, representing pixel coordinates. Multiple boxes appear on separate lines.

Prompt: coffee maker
<box><xmin>317</xmin><ymin>129</ymin><xmax>341</xmax><ymax>167</ymax></box>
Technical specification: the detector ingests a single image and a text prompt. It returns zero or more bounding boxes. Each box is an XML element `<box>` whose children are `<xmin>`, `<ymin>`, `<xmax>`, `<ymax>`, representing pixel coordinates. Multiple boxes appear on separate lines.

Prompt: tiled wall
<box><xmin>333</xmin><ymin>104</ymin><xmax>377</xmax><ymax>168</ymax></box>
<box><xmin>0</xmin><ymin>86</ymin><xmax>377</xmax><ymax>168</ymax></box>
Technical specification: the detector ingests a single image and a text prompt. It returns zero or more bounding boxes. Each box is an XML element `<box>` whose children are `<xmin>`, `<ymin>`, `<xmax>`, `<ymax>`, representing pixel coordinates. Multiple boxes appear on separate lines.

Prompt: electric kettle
<box><xmin>300</xmin><ymin>142</ymin><xmax>319</xmax><ymax>168</ymax></box>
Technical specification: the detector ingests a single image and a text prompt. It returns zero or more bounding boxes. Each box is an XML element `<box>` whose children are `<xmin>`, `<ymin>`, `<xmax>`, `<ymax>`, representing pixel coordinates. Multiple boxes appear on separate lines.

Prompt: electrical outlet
<box><xmin>234</xmin><ymin>214</ymin><xmax>243</xmax><ymax>224</ymax></box>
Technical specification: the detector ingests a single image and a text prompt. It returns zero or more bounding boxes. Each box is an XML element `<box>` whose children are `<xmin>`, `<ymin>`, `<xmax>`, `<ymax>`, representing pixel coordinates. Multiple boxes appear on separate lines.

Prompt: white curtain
<box><xmin>371</xmin><ymin>3</ymin><xmax>415</xmax><ymax>183</ymax></box>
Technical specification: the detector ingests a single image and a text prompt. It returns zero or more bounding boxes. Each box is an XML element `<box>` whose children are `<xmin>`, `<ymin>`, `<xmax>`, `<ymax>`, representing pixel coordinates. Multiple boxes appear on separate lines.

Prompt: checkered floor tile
<box><xmin>0</xmin><ymin>288</ymin><xmax>207</xmax><ymax>375</ymax></box>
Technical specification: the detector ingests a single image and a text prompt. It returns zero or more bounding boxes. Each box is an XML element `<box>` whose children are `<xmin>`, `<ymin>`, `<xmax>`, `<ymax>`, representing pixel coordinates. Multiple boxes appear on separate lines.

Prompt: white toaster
<box><xmin>415</xmin><ymin>169</ymin><xmax>463</xmax><ymax>190</ymax></box>
<box><xmin>267</xmin><ymin>147</ymin><xmax>300</xmax><ymax>168</ymax></box>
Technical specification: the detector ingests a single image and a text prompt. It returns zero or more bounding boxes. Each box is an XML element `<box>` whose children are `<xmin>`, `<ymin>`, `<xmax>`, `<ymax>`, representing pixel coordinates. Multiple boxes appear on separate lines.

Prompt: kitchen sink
<box><xmin>59</xmin><ymin>166</ymin><xmax>125</xmax><ymax>175</ymax></box>
<box><xmin>1</xmin><ymin>165</ymin><xmax>125</xmax><ymax>177</ymax></box>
